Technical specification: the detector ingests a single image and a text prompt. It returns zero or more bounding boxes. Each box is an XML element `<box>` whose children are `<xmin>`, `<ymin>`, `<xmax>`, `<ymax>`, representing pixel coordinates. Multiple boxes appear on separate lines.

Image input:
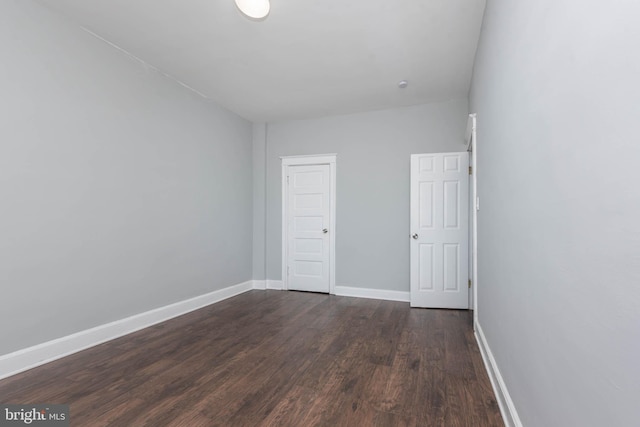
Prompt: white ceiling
<box><xmin>37</xmin><ymin>0</ymin><xmax>486</xmax><ymax>122</ymax></box>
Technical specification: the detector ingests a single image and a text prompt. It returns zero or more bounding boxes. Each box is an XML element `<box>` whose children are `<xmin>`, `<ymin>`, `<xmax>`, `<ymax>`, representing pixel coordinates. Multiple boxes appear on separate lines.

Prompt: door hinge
<box><xmin>468</xmin><ymin>279</ymin><xmax>472</xmax><ymax>288</ymax></box>
<box><xmin>287</xmin><ymin>266</ymin><xmax>290</xmax><ymax>276</ymax></box>
<box><xmin>469</xmin><ymin>166</ymin><xmax>472</xmax><ymax>175</ymax></box>
<box><xmin>287</xmin><ymin>175</ymin><xmax>290</xmax><ymax>184</ymax></box>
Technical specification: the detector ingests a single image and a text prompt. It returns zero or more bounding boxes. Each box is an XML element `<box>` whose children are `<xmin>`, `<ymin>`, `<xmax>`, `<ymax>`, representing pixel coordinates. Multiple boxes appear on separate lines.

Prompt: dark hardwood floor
<box><xmin>0</xmin><ymin>291</ymin><xmax>503</xmax><ymax>426</ymax></box>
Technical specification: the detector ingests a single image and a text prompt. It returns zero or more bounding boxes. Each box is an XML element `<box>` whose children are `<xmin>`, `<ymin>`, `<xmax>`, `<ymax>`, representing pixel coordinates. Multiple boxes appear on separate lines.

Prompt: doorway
<box><xmin>281</xmin><ymin>154</ymin><xmax>336</xmax><ymax>294</ymax></box>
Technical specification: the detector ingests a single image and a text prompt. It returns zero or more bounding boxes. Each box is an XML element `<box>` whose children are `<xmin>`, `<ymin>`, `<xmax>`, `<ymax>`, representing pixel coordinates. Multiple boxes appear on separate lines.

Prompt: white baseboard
<box><xmin>474</xmin><ymin>322</ymin><xmax>522</xmax><ymax>427</ymax></box>
<box><xmin>266</xmin><ymin>280</ymin><xmax>284</xmax><ymax>290</ymax></box>
<box><xmin>252</xmin><ymin>280</ymin><xmax>266</xmax><ymax>290</ymax></box>
<box><xmin>0</xmin><ymin>280</ymin><xmax>254</xmax><ymax>381</ymax></box>
<box><xmin>263</xmin><ymin>282</ymin><xmax>408</xmax><ymax>302</ymax></box>
<box><xmin>334</xmin><ymin>285</ymin><xmax>410</xmax><ymax>302</ymax></box>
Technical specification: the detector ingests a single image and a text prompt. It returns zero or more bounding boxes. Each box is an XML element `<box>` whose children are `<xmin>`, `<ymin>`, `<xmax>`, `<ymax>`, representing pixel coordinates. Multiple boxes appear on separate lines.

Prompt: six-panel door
<box><xmin>410</xmin><ymin>152</ymin><xmax>469</xmax><ymax>308</ymax></box>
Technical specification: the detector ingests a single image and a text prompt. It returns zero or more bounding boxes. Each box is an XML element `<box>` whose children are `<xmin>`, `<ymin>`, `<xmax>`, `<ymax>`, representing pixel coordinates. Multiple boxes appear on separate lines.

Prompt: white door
<box><xmin>286</xmin><ymin>164</ymin><xmax>331</xmax><ymax>293</ymax></box>
<box><xmin>410</xmin><ymin>152</ymin><xmax>469</xmax><ymax>309</ymax></box>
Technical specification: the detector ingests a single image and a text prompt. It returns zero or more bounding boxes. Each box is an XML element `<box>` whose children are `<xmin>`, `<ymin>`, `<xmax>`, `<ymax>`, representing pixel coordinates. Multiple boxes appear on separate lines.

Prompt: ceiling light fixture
<box><xmin>235</xmin><ymin>0</ymin><xmax>270</xmax><ymax>20</ymax></box>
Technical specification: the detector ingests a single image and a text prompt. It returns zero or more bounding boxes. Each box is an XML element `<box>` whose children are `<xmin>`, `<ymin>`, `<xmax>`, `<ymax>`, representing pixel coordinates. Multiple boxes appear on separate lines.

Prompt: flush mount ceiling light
<box><xmin>235</xmin><ymin>0</ymin><xmax>270</xmax><ymax>20</ymax></box>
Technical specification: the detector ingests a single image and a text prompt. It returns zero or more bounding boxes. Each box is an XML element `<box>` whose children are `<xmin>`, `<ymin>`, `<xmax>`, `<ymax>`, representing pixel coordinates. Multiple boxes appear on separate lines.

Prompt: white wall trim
<box><xmin>281</xmin><ymin>154</ymin><xmax>337</xmax><ymax>295</ymax></box>
<box><xmin>469</xmin><ymin>113</ymin><xmax>479</xmax><ymax>328</ymax></box>
<box><xmin>266</xmin><ymin>280</ymin><xmax>284</xmax><ymax>290</ymax></box>
<box><xmin>0</xmin><ymin>280</ymin><xmax>254</xmax><ymax>381</ymax></box>
<box><xmin>280</xmin><ymin>153</ymin><xmax>337</xmax><ymax>162</ymax></box>
<box><xmin>474</xmin><ymin>322</ymin><xmax>522</xmax><ymax>427</ymax></box>
<box><xmin>334</xmin><ymin>285</ymin><xmax>410</xmax><ymax>302</ymax></box>
<box><xmin>252</xmin><ymin>280</ymin><xmax>267</xmax><ymax>290</ymax></box>
<box><xmin>465</xmin><ymin>113</ymin><xmax>475</xmax><ymax>149</ymax></box>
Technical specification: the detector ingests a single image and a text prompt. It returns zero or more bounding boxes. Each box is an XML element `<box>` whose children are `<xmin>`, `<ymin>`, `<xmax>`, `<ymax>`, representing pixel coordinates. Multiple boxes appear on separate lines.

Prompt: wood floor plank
<box><xmin>0</xmin><ymin>291</ymin><xmax>503</xmax><ymax>426</ymax></box>
<box><xmin>257</xmin><ymin>385</ymin><xmax>318</xmax><ymax>427</ymax></box>
<box><xmin>366</xmin><ymin>329</ymin><xmax>420</xmax><ymax>415</ymax></box>
<box><xmin>413</xmin><ymin>308</ymin><xmax>447</xmax><ymax>424</ymax></box>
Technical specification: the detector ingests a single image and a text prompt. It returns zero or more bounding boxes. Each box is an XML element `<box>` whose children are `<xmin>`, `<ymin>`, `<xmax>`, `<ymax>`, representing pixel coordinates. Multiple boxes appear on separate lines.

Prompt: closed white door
<box><xmin>410</xmin><ymin>152</ymin><xmax>469</xmax><ymax>309</ymax></box>
<box><xmin>286</xmin><ymin>164</ymin><xmax>331</xmax><ymax>293</ymax></box>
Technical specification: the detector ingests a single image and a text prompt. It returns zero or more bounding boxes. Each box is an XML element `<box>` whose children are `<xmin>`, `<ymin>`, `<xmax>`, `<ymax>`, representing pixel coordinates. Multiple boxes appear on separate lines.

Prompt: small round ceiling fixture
<box><xmin>398</xmin><ymin>80</ymin><xmax>409</xmax><ymax>89</ymax></box>
<box><xmin>235</xmin><ymin>0</ymin><xmax>270</xmax><ymax>20</ymax></box>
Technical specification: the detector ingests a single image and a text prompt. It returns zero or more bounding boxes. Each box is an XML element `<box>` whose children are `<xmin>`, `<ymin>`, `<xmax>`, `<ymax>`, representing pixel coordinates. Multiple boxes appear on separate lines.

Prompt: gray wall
<box><xmin>252</xmin><ymin>123</ymin><xmax>267</xmax><ymax>280</ymax></box>
<box><xmin>0</xmin><ymin>1</ymin><xmax>253</xmax><ymax>355</ymax></box>
<box><xmin>262</xmin><ymin>100</ymin><xmax>469</xmax><ymax>291</ymax></box>
<box><xmin>470</xmin><ymin>1</ymin><xmax>640</xmax><ymax>426</ymax></box>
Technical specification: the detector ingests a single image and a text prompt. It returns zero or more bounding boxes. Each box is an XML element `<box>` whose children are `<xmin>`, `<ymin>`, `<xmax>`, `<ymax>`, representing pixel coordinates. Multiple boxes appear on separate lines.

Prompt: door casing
<box><xmin>467</xmin><ymin>113</ymin><xmax>479</xmax><ymax>327</ymax></box>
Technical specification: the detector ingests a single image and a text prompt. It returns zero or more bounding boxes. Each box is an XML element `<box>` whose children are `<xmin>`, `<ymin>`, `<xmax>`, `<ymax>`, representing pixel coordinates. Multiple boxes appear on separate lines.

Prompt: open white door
<box><xmin>410</xmin><ymin>152</ymin><xmax>469</xmax><ymax>309</ymax></box>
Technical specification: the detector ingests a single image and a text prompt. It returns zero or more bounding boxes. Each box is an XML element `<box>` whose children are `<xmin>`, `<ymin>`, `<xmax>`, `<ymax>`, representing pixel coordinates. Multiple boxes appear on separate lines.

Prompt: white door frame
<box><xmin>281</xmin><ymin>154</ymin><xmax>337</xmax><ymax>294</ymax></box>
<box><xmin>466</xmin><ymin>114</ymin><xmax>479</xmax><ymax>328</ymax></box>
